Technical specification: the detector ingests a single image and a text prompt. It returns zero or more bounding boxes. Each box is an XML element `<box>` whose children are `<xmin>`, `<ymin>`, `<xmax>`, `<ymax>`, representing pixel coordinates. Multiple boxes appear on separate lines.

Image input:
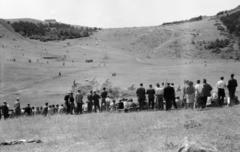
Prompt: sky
<box><xmin>0</xmin><ymin>0</ymin><xmax>239</xmax><ymax>28</ymax></box>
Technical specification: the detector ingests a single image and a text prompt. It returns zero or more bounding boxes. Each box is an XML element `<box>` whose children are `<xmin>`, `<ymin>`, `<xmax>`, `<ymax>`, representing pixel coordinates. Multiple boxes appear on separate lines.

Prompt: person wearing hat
<box><xmin>227</xmin><ymin>74</ymin><xmax>238</xmax><ymax>105</ymax></box>
<box><xmin>14</xmin><ymin>97</ymin><xmax>21</xmax><ymax>117</ymax></box>
<box><xmin>2</xmin><ymin>101</ymin><xmax>9</xmax><ymax>119</ymax></box>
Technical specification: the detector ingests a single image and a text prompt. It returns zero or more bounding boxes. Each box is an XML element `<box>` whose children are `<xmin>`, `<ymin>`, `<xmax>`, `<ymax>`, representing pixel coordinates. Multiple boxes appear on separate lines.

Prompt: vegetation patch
<box><xmin>10</xmin><ymin>21</ymin><xmax>100</xmax><ymax>42</ymax></box>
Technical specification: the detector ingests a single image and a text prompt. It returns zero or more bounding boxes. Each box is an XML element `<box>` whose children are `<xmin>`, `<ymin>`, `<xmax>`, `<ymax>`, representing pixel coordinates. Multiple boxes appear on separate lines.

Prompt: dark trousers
<box><xmin>94</xmin><ymin>102</ymin><xmax>100</xmax><ymax>112</ymax></box>
<box><xmin>148</xmin><ymin>97</ymin><xmax>154</xmax><ymax>109</ymax></box>
<box><xmin>3</xmin><ymin>114</ymin><xmax>9</xmax><ymax>119</ymax></box>
<box><xmin>87</xmin><ymin>102</ymin><xmax>93</xmax><ymax>113</ymax></box>
<box><xmin>156</xmin><ymin>95</ymin><xmax>164</xmax><ymax>110</ymax></box>
<box><xmin>138</xmin><ymin>98</ymin><xmax>145</xmax><ymax>110</ymax></box>
<box><xmin>201</xmin><ymin>96</ymin><xmax>208</xmax><ymax>108</ymax></box>
<box><xmin>196</xmin><ymin>96</ymin><xmax>202</xmax><ymax>108</ymax></box>
<box><xmin>218</xmin><ymin>89</ymin><xmax>225</xmax><ymax>106</ymax></box>
<box><xmin>165</xmin><ymin>99</ymin><xmax>172</xmax><ymax>111</ymax></box>
<box><xmin>76</xmin><ymin>103</ymin><xmax>83</xmax><ymax>114</ymax></box>
<box><xmin>172</xmin><ymin>97</ymin><xmax>177</xmax><ymax>109</ymax></box>
<box><xmin>229</xmin><ymin>89</ymin><xmax>236</xmax><ymax>99</ymax></box>
<box><xmin>101</xmin><ymin>98</ymin><xmax>106</xmax><ymax>112</ymax></box>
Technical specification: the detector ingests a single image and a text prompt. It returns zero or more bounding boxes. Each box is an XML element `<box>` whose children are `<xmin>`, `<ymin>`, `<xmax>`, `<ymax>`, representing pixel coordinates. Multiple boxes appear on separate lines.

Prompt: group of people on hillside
<box><xmin>136</xmin><ymin>74</ymin><xmax>238</xmax><ymax>110</ymax></box>
<box><xmin>0</xmin><ymin>74</ymin><xmax>238</xmax><ymax>120</ymax></box>
<box><xmin>0</xmin><ymin>97</ymin><xmax>65</xmax><ymax>120</ymax></box>
<box><xmin>64</xmin><ymin>88</ymin><xmax>113</xmax><ymax>114</ymax></box>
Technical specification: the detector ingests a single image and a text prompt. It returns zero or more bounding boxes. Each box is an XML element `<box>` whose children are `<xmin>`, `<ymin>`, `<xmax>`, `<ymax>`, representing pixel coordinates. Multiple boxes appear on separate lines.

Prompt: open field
<box><xmin>1</xmin><ymin>17</ymin><xmax>240</xmax><ymax>106</ymax></box>
<box><xmin>1</xmin><ymin>9</ymin><xmax>240</xmax><ymax>152</ymax></box>
<box><xmin>1</xmin><ymin>106</ymin><xmax>240</xmax><ymax>152</ymax></box>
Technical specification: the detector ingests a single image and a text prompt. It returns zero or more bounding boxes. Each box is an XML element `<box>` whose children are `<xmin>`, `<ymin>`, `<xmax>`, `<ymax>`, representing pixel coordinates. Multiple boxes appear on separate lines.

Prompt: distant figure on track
<box><xmin>136</xmin><ymin>83</ymin><xmax>146</xmax><ymax>110</ymax></box>
<box><xmin>146</xmin><ymin>84</ymin><xmax>155</xmax><ymax>109</ymax></box>
<box><xmin>216</xmin><ymin>77</ymin><xmax>227</xmax><ymax>107</ymax></box>
<box><xmin>227</xmin><ymin>74</ymin><xmax>238</xmax><ymax>105</ymax></box>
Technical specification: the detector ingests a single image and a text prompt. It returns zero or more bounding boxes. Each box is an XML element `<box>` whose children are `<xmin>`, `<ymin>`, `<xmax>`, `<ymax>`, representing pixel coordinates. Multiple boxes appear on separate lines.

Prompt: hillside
<box><xmin>1</xmin><ymin>6</ymin><xmax>240</xmax><ymax>106</ymax></box>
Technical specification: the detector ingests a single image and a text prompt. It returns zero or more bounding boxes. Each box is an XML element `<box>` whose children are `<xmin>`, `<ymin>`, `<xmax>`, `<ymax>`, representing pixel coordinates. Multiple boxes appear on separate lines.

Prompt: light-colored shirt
<box><xmin>195</xmin><ymin>84</ymin><xmax>203</xmax><ymax>95</ymax></box>
<box><xmin>155</xmin><ymin>87</ymin><xmax>164</xmax><ymax>95</ymax></box>
<box><xmin>216</xmin><ymin>80</ymin><xmax>226</xmax><ymax>89</ymax></box>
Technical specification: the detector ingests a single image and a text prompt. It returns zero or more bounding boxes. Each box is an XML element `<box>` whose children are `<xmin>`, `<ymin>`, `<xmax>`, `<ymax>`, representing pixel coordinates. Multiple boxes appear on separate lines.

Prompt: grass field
<box><xmin>1</xmin><ymin>106</ymin><xmax>240</xmax><ymax>152</ymax></box>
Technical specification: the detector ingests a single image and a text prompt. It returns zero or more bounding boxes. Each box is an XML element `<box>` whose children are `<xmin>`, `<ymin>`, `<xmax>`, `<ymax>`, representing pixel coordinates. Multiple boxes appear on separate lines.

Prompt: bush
<box><xmin>205</xmin><ymin>39</ymin><xmax>230</xmax><ymax>50</ymax></box>
<box><xmin>220</xmin><ymin>11</ymin><xmax>240</xmax><ymax>36</ymax></box>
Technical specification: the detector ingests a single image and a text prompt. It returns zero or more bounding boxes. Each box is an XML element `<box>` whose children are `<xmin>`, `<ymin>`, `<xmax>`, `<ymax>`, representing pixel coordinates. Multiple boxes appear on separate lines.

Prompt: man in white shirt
<box><xmin>195</xmin><ymin>80</ymin><xmax>203</xmax><ymax>109</ymax></box>
<box><xmin>155</xmin><ymin>83</ymin><xmax>164</xmax><ymax>110</ymax></box>
<box><xmin>216</xmin><ymin>77</ymin><xmax>226</xmax><ymax>106</ymax></box>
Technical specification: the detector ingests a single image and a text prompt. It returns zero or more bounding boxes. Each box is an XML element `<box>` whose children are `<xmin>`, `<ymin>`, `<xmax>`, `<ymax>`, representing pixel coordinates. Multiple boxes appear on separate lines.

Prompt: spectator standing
<box><xmin>201</xmin><ymin>79</ymin><xmax>212</xmax><ymax>109</ymax></box>
<box><xmin>2</xmin><ymin>101</ymin><xmax>9</xmax><ymax>120</ymax></box>
<box><xmin>155</xmin><ymin>83</ymin><xmax>164</xmax><ymax>110</ymax></box>
<box><xmin>216</xmin><ymin>77</ymin><xmax>227</xmax><ymax>106</ymax></box>
<box><xmin>14</xmin><ymin>97</ymin><xmax>21</xmax><ymax>117</ymax></box>
<box><xmin>227</xmin><ymin>74</ymin><xmax>238</xmax><ymax>105</ymax></box>
<box><xmin>146</xmin><ymin>84</ymin><xmax>155</xmax><ymax>109</ymax></box>
<box><xmin>87</xmin><ymin>91</ymin><xmax>93</xmax><ymax>113</ymax></box>
<box><xmin>195</xmin><ymin>80</ymin><xmax>203</xmax><ymax>109</ymax></box>
<box><xmin>93</xmin><ymin>91</ymin><xmax>101</xmax><ymax>112</ymax></box>
<box><xmin>101</xmin><ymin>88</ymin><xmax>108</xmax><ymax>111</ymax></box>
<box><xmin>136</xmin><ymin>83</ymin><xmax>146</xmax><ymax>110</ymax></box>
<box><xmin>75</xmin><ymin>90</ymin><xmax>83</xmax><ymax>114</ymax></box>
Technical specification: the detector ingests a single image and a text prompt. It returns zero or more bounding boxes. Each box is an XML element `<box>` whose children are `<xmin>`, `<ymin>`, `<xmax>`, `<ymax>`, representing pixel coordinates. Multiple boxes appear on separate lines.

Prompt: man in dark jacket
<box><xmin>64</xmin><ymin>93</ymin><xmax>70</xmax><ymax>114</ymax></box>
<box><xmin>171</xmin><ymin>83</ymin><xmax>177</xmax><ymax>109</ymax></box>
<box><xmin>101</xmin><ymin>88</ymin><xmax>108</xmax><ymax>111</ymax></box>
<box><xmin>87</xmin><ymin>91</ymin><xmax>93</xmax><ymax>113</ymax></box>
<box><xmin>163</xmin><ymin>83</ymin><xmax>174</xmax><ymax>111</ymax></box>
<box><xmin>227</xmin><ymin>74</ymin><xmax>238</xmax><ymax>105</ymax></box>
<box><xmin>2</xmin><ymin>102</ymin><xmax>9</xmax><ymax>119</ymax></box>
<box><xmin>24</xmin><ymin>104</ymin><xmax>32</xmax><ymax>116</ymax></box>
<box><xmin>92</xmin><ymin>91</ymin><xmax>100</xmax><ymax>112</ymax></box>
<box><xmin>201</xmin><ymin>79</ymin><xmax>212</xmax><ymax>108</ymax></box>
<box><xmin>69</xmin><ymin>92</ymin><xmax>75</xmax><ymax>114</ymax></box>
<box><xmin>136</xmin><ymin>83</ymin><xmax>146</xmax><ymax>110</ymax></box>
<box><xmin>75</xmin><ymin>90</ymin><xmax>83</xmax><ymax>114</ymax></box>
<box><xmin>146</xmin><ymin>84</ymin><xmax>155</xmax><ymax>109</ymax></box>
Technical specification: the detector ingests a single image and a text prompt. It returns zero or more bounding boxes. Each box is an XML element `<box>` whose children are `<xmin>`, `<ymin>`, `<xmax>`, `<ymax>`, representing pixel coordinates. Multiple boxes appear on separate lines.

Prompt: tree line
<box><xmin>10</xmin><ymin>21</ymin><xmax>100</xmax><ymax>42</ymax></box>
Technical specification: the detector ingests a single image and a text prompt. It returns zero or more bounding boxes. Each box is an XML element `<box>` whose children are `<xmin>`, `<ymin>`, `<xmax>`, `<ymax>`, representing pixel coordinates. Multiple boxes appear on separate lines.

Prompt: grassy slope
<box><xmin>0</xmin><ymin>106</ymin><xmax>240</xmax><ymax>152</ymax></box>
<box><xmin>1</xmin><ymin>16</ymin><xmax>240</xmax><ymax>106</ymax></box>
